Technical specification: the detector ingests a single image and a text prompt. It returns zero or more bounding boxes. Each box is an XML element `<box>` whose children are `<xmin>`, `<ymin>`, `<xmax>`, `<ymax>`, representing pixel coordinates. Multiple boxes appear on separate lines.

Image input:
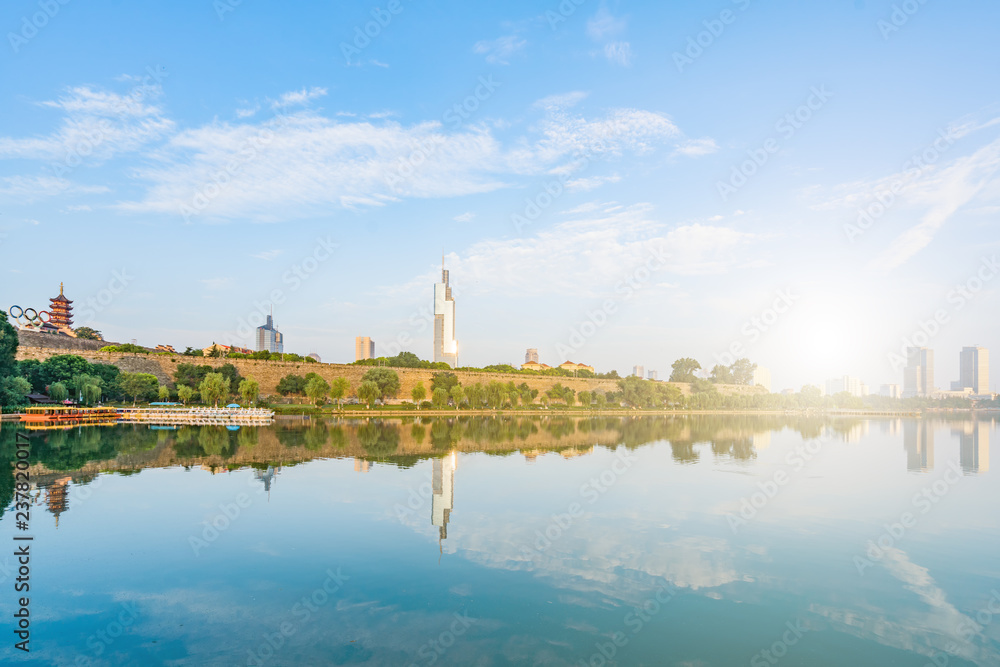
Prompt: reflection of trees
<box><xmin>710</xmin><ymin>437</ymin><xmax>756</xmax><ymax>461</ymax></box>
<box><xmin>357</xmin><ymin>422</ymin><xmax>400</xmax><ymax>457</ymax></box>
<box><xmin>411</xmin><ymin>423</ymin><xmax>426</xmax><ymax>445</ymax></box>
<box><xmin>237</xmin><ymin>427</ymin><xmax>258</xmax><ymax>451</ymax></box>
<box><xmin>198</xmin><ymin>427</ymin><xmax>231</xmax><ymax>457</ymax></box>
<box><xmin>303</xmin><ymin>424</ymin><xmax>329</xmax><ymax>451</ymax></box>
<box><xmin>329</xmin><ymin>426</ymin><xmax>347</xmax><ymax>448</ymax></box>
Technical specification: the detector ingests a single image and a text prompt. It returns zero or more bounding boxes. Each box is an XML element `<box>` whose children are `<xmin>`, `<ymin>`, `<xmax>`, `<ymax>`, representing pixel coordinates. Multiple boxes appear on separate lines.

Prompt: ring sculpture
<box><xmin>8</xmin><ymin>305</ymin><xmax>51</xmax><ymax>329</ymax></box>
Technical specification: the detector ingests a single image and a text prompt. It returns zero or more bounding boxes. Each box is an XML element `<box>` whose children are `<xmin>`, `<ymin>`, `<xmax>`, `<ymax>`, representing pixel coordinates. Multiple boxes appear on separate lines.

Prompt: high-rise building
<box><xmin>525</xmin><ymin>348</ymin><xmax>539</xmax><ymax>364</ymax></box>
<box><xmin>355</xmin><ymin>336</ymin><xmax>375</xmax><ymax>361</ymax></box>
<box><xmin>647</xmin><ymin>370</ymin><xmax>658</xmax><ymax>381</ymax></box>
<box><xmin>826</xmin><ymin>375</ymin><xmax>863</xmax><ymax>397</ymax></box>
<box><xmin>434</xmin><ymin>260</ymin><xmax>458</xmax><ymax>368</ymax></box>
<box><xmin>255</xmin><ymin>314</ymin><xmax>284</xmax><ymax>354</ymax></box>
<box><xmin>880</xmin><ymin>384</ymin><xmax>901</xmax><ymax>399</ymax></box>
<box><xmin>903</xmin><ymin>347</ymin><xmax>934</xmax><ymax>398</ymax></box>
<box><xmin>958</xmin><ymin>346</ymin><xmax>989</xmax><ymax>395</ymax></box>
<box><xmin>632</xmin><ymin>365</ymin><xmax>645</xmax><ymax>378</ymax></box>
<box><xmin>752</xmin><ymin>367</ymin><xmax>772</xmax><ymax>392</ymax></box>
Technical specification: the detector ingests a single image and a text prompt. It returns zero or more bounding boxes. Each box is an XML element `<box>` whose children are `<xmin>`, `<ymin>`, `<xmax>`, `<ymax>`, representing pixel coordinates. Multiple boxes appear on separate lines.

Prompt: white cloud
<box><xmin>270</xmin><ymin>87</ymin><xmax>327</xmax><ymax>110</ymax></box>
<box><xmin>0</xmin><ymin>176</ymin><xmax>109</xmax><ymax>202</ymax></box>
<box><xmin>673</xmin><ymin>138</ymin><xmax>719</xmax><ymax>157</ymax></box>
<box><xmin>587</xmin><ymin>7</ymin><xmax>627</xmax><ymax>41</ymax></box>
<box><xmin>453</xmin><ymin>212</ymin><xmax>476</xmax><ymax>222</ymax></box>
<box><xmin>473</xmin><ymin>34</ymin><xmax>527</xmax><ymax>65</ymax></box>
<box><xmin>445</xmin><ymin>203</ymin><xmax>759</xmax><ymax>298</ymax></box>
<box><xmin>235</xmin><ymin>104</ymin><xmax>259</xmax><ymax>119</ymax></box>
<box><xmin>603</xmin><ymin>41</ymin><xmax>633</xmax><ymax>67</ymax></box>
<box><xmin>533</xmin><ymin>91</ymin><xmax>589</xmax><ymax>112</ymax></box>
<box><xmin>565</xmin><ymin>174</ymin><xmax>621</xmax><ymax>192</ymax></box>
<box><xmin>0</xmin><ymin>84</ymin><xmax>173</xmax><ymax>163</ymax></box>
<box><xmin>251</xmin><ymin>250</ymin><xmax>283</xmax><ymax>261</ymax></box>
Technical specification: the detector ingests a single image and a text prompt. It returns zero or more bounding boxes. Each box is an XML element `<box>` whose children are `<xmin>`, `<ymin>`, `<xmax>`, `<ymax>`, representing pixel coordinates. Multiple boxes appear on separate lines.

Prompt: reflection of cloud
<box><xmin>810</xmin><ymin>548</ymin><xmax>995</xmax><ymax>664</ymax></box>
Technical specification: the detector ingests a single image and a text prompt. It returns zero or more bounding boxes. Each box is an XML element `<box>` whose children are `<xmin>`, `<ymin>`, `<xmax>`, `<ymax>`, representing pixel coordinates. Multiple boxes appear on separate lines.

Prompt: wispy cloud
<box><xmin>453</xmin><ymin>212</ymin><xmax>476</xmax><ymax>223</ymax></box>
<box><xmin>270</xmin><ymin>87</ymin><xmax>327</xmax><ymax>110</ymax></box>
<box><xmin>602</xmin><ymin>42</ymin><xmax>633</xmax><ymax>67</ymax></box>
<box><xmin>0</xmin><ymin>176</ymin><xmax>109</xmax><ymax>202</ymax></box>
<box><xmin>474</xmin><ymin>34</ymin><xmax>527</xmax><ymax>65</ymax></box>
<box><xmin>251</xmin><ymin>249</ymin><xmax>283</xmax><ymax>261</ymax></box>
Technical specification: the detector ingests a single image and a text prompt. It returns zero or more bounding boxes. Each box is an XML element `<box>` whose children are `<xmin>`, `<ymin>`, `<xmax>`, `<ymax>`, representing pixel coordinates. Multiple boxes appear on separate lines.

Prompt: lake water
<box><xmin>0</xmin><ymin>415</ymin><xmax>998</xmax><ymax>666</ymax></box>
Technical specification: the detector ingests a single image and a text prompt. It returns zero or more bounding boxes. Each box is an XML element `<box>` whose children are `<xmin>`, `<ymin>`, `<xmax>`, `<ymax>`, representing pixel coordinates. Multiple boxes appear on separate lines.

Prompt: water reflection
<box><xmin>904</xmin><ymin>421</ymin><xmax>936</xmax><ymax>471</ymax></box>
<box><xmin>0</xmin><ymin>415</ymin><xmax>997</xmax><ymax>665</ymax></box>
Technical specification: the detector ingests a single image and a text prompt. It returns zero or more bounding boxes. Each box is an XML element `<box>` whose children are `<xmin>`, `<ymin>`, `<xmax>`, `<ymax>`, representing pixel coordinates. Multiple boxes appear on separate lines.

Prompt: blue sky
<box><xmin>1</xmin><ymin>0</ymin><xmax>999</xmax><ymax>391</ymax></box>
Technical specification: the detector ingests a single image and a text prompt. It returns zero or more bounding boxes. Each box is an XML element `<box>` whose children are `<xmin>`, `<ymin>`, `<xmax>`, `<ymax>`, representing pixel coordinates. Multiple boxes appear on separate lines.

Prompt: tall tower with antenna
<box><xmin>433</xmin><ymin>255</ymin><xmax>458</xmax><ymax>368</ymax></box>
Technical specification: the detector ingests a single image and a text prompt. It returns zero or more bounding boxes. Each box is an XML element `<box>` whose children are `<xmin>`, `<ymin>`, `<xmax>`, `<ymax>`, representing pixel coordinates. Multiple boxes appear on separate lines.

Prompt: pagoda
<box><xmin>49</xmin><ymin>283</ymin><xmax>74</xmax><ymax>330</ymax></box>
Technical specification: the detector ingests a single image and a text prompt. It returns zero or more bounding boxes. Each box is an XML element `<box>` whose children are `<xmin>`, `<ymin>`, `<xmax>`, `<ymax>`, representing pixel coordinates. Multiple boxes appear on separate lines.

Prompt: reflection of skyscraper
<box><xmin>253</xmin><ymin>466</ymin><xmax>279</xmax><ymax>496</ymax></box>
<box><xmin>958</xmin><ymin>422</ymin><xmax>990</xmax><ymax>473</ymax></box>
<box><xmin>432</xmin><ymin>452</ymin><xmax>456</xmax><ymax>545</ymax></box>
<box><xmin>751</xmin><ymin>431</ymin><xmax>771</xmax><ymax>451</ymax></box>
<box><xmin>353</xmin><ymin>458</ymin><xmax>370</xmax><ymax>473</ymax></box>
<box><xmin>434</xmin><ymin>260</ymin><xmax>458</xmax><ymax>368</ymax></box>
<box><xmin>903</xmin><ymin>421</ymin><xmax>935</xmax><ymax>471</ymax></box>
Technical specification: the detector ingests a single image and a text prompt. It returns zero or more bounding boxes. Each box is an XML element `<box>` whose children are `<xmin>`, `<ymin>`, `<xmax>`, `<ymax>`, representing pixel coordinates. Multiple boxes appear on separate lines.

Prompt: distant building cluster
<box><xmin>521</xmin><ymin>356</ymin><xmax>594</xmax><ymax>374</ymax></box>
<box><xmin>903</xmin><ymin>346</ymin><xmax>991</xmax><ymax>399</ymax></box>
<box><xmin>826</xmin><ymin>375</ymin><xmax>869</xmax><ymax>398</ymax></box>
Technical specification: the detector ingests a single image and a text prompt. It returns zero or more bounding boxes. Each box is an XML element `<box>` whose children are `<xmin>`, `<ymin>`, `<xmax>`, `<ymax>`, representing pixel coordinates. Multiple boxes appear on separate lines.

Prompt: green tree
<box><xmin>465</xmin><ymin>383</ymin><xmax>484</xmax><ymax>408</ymax></box>
<box><xmin>0</xmin><ymin>310</ymin><xmax>19</xmax><ymax>379</ymax></box>
<box><xmin>174</xmin><ymin>363</ymin><xmax>212</xmax><ymax>388</ymax></box>
<box><xmin>710</xmin><ymin>364</ymin><xmax>734</xmax><ymax>384</ymax></box>
<box><xmin>361</xmin><ymin>367</ymin><xmax>400</xmax><ymax>400</ymax></box>
<box><xmin>330</xmin><ymin>377</ymin><xmax>350</xmax><ymax>409</ymax></box>
<box><xmin>49</xmin><ymin>382</ymin><xmax>69</xmax><ymax>402</ymax></box>
<box><xmin>729</xmin><ymin>358</ymin><xmax>757</xmax><ymax>386</ymax></box>
<box><xmin>578</xmin><ymin>390</ymin><xmax>591</xmax><ymax>408</ymax></box>
<box><xmin>239</xmin><ymin>377</ymin><xmax>260</xmax><ymax>405</ymax></box>
<box><xmin>177</xmin><ymin>385</ymin><xmax>194</xmax><ymax>405</ymax></box>
<box><xmin>73</xmin><ymin>374</ymin><xmax>103</xmax><ymax>406</ymax></box>
<box><xmin>411</xmin><ymin>382</ymin><xmax>427</xmax><ymax>404</ymax></box>
<box><xmin>431</xmin><ymin>372</ymin><xmax>459</xmax><ymax>394</ymax></box>
<box><xmin>119</xmin><ymin>373</ymin><xmax>159</xmax><ymax>405</ymax></box>
<box><xmin>0</xmin><ymin>376</ymin><xmax>31</xmax><ymax>409</ymax></box>
<box><xmin>485</xmin><ymin>381</ymin><xmax>507</xmax><ymax>409</ymax></box>
<box><xmin>669</xmin><ymin>358</ymin><xmax>702</xmax><ymax>383</ymax></box>
<box><xmin>432</xmin><ymin>387</ymin><xmax>449</xmax><ymax>408</ymax></box>
<box><xmin>276</xmin><ymin>374</ymin><xmax>307</xmax><ymax>396</ymax></box>
<box><xmin>305</xmin><ymin>376</ymin><xmax>331</xmax><ymax>407</ymax></box>
<box><xmin>449</xmin><ymin>384</ymin><xmax>465</xmax><ymax>407</ymax></box>
<box><xmin>357</xmin><ymin>380</ymin><xmax>380</xmax><ymax>408</ymax></box>
<box><xmin>73</xmin><ymin>326</ymin><xmax>103</xmax><ymax>341</ymax></box>
<box><xmin>594</xmin><ymin>392</ymin><xmax>608</xmax><ymax>410</ymax></box>
<box><xmin>158</xmin><ymin>385</ymin><xmax>171</xmax><ymax>402</ymax></box>
<box><xmin>199</xmin><ymin>372</ymin><xmax>230</xmax><ymax>407</ymax></box>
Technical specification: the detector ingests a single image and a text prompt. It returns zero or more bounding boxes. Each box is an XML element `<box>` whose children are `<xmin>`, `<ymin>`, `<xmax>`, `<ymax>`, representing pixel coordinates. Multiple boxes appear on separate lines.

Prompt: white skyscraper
<box><xmin>434</xmin><ymin>259</ymin><xmax>458</xmax><ymax>368</ymax></box>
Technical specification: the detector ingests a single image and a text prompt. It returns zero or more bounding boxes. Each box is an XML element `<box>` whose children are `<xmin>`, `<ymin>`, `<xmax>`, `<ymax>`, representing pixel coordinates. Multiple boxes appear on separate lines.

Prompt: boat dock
<box><xmin>116</xmin><ymin>407</ymin><xmax>275</xmax><ymax>426</ymax></box>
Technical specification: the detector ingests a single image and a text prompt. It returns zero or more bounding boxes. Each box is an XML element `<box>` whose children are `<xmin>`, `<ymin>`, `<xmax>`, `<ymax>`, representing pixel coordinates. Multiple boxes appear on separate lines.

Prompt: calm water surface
<box><xmin>0</xmin><ymin>415</ymin><xmax>997</xmax><ymax>666</ymax></box>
